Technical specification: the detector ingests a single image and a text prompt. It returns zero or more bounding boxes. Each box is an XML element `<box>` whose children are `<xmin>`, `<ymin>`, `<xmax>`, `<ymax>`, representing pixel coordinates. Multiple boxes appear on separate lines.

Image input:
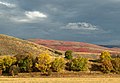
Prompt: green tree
<box><xmin>35</xmin><ymin>52</ymin><xmax>51</xmax><ymax>74</ymax></box>
<box><xmin>18</xmin><ymin>55</ymin><xmax>33</xmax><ymax>72</ymax></box>
<box><xmin>51</xmin><ymin>57</ymin><xmax>65</xmax><ymax>72</ymax></box>
<box><xmin>66</xmin><ymin>57</ymin><xmax>88</xmax><ymax>71</ymax></box>
<box><xmin>65</xmin><ymin>50</ymin><xmax>73</xmax><ymax>60</ymax></box>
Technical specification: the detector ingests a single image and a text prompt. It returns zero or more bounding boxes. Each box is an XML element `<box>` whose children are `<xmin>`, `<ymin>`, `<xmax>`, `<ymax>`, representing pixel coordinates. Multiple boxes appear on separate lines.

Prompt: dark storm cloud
<box><xmin>0</xmin><ymin>0</ymin><xmax>120</xmax><ymax>44</ymax></box>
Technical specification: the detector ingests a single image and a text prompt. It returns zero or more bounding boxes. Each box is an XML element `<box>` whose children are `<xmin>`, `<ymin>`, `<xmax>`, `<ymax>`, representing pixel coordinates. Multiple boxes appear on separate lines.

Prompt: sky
<box><xmin>0</xmin><ymin>0</ymin><xmax>120</xmax><ymax>45</ymax></box>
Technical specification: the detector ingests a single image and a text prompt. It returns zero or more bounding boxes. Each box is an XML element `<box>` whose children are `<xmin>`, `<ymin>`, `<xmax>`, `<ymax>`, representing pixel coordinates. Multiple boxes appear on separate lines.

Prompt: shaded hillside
<box><xmin>0</xmin><ymin>34</ymin><xmax>60</xmax><ymax>57</ymax></box>
<box><xmin>28</xmin><ymin>39</ymin><xmax>120</xmax><ymax>54</ymax></box>
<box><xmin>100</xmin><ymin>45</ymin><xmax>120</xmax><ymax>48</ymax></box>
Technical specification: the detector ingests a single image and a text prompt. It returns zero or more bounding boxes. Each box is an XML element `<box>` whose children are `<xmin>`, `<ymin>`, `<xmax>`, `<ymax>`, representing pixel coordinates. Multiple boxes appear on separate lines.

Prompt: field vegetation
<box><xmin>0</xmin><ymin>34</ymin><xmax>120</xmax><ymax>77</ymax></box>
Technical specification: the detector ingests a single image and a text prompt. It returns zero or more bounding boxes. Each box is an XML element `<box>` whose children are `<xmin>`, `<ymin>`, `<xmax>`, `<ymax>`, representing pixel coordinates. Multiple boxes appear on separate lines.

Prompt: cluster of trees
<box><xmin>0</xmin><ymin>50</ymin><xmax>120</xmax><ymax>76</ymax></box>
<box><xmin>99</xmin><ymin>51</ymin><xmax>120</xmax><ymax>73</ymax></box>
<box><xmin>0</xmin><ymin>50</ymin><xmax>88</xmax><ymax>76</ymax></box>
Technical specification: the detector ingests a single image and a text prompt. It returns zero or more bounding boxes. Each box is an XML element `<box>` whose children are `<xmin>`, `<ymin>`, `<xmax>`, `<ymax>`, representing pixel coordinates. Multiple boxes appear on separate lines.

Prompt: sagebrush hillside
<box><xmin>28</xmin><ymin>39</ymin><xmax>120</xmax><ymax>54</ymax></box>
<box><xmin>0</xmin><ymin>34</ymin><xmax>60</xmax><ymax>57</ymax></box>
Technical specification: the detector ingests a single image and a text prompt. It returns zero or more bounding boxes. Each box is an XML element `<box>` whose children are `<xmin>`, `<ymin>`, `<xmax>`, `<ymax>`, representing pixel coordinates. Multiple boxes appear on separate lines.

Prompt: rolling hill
<box><xmin>28</xmin><ymin>39</ymin><xmax>120</xmax><ymax>54</ymax></box>
<box><xmin>0</xmin><ymin>34</ymin><xmax>60</xmax><ymax>57</ymax></box>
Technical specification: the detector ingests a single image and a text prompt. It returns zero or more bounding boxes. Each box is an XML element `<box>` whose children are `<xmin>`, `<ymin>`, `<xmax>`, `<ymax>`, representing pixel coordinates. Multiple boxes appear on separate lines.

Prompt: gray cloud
<box><xmin>0</xmin><ymin>1</ymin><xmax>16</xmax><ymax>8</ymax></box>
<box><xmin>0</xmin><ymin>0</ymin><xmax>120</xmax><ymax>45</ymax></box>
<box><xmin>10</xmin><ymin>11</ymin><xmax>47</xmax><ymax>23</ymax></box>
<box><xmin>62</xmin><ymin>22</ymin><xmax>98</xmax><ymax>30</ymax></box>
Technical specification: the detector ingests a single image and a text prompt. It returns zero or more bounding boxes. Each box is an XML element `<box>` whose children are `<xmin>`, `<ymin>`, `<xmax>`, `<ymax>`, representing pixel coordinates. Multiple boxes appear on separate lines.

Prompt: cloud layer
<box><xmin>11</xmin><ymin>11</ymin><xmax>47</xmax><ymax>23</ymax></box>
<box><xmin>62</xmin><ymin>22</ymin><xmax>98</xmax><ymax>30</ymax></box>
<box><xmin>25</xmin><ymin>11</ymin><xmax>47</xmax><ymax>19</ymax></box>
<box><xmin>0</xmin><ymin>1</ymin><xmax>16</xmax><ymax>8</ymax></box>
<box><xmin>0</xmin><ymin>0</ymin><xmax>120</xmax><ymax>45</ymax></box>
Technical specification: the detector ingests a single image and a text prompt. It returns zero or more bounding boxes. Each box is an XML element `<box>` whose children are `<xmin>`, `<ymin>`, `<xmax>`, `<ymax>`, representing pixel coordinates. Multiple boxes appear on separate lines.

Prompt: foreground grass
<box><xmin>1</xmin><ymin>72</ymin><xmax>120</xmax><ymax>78</ymax></box>
<box><xmin>0</xmin><ymin>78</ymin><xmax>120</xmax><ymax>83</ymax></box>
<box><xmin>0</xmin><ymin>72</ymin><xmax>120</xmax><ymax>83</ymax></box>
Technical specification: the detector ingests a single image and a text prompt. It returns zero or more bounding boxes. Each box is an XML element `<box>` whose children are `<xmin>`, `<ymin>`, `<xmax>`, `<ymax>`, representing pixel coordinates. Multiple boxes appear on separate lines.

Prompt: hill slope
<box><xmin>0</xmin><ymin>34</ymin><xmax>59</xmax><ymax>57</ymax></box>
<box><xmin>28</xmin><ymin>39</ymin><xmax>120</xmax><ymax>54</ymax></box>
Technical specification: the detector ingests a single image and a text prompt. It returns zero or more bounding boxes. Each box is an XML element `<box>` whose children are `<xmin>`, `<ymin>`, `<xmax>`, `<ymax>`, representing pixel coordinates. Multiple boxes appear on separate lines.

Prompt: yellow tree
<box><xmin>0</xmin><ymin>56</ymin><xmax>17</xmax><ymax>72</ymax></box>
<box><xmin>51</xmin><ymin>57</ymin><xmax>65</xmax><ymax>72</ymax></box>
<box><xmin>35</xmin><ymin>52</ymin><xmax>51</xmax><ymax>73</ymax></box>
<box><xmin>100</xmin><ymin>51</ymin><xmax>113</xmax><ymax>73</ymax></box>
<box><xmin>100</xmin><ymin>51</ymin><xmax>112</xmax><ymax>60</ymax></box>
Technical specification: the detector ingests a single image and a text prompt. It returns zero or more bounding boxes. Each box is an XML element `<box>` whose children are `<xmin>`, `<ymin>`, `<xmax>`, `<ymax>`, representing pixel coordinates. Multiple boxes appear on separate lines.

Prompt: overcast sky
<box><xmin>0</xmin><ymin>0</ymin><xmax>120</xmax><ymax>45</ymax></box>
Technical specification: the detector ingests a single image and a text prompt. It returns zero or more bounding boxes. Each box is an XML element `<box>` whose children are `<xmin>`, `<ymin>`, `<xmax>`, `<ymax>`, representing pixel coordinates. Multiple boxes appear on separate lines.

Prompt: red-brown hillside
<box><xmin>28</xmin><ymin>39</ymin><xmax>120</xmax><ymax>54</ymax></box>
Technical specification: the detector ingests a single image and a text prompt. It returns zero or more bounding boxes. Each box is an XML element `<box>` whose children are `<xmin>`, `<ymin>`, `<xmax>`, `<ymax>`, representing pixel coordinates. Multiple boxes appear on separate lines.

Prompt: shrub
<box><xmin>47</xmin><ymin>69</ymin><xmax>52</xmax><ymax>76</ymax></box>
<box><xmin>0</xmin><ymin>58</ymin><xmax>3</xmax><ymax>75</ymax></box>
<box><xmin>51</xmin><ymin>57</ymin><xmax>65</xmax><ymax>72</ymax></box>
<box><xmin>65</xmin><ymin>50</ymin><xmax>73</xmax><ymax>60</ymax></box>
<box><xmin>100</xmin><ymin>51</ymin><xmax>112</xmax><ymax>61</ymax></box>
<box><xmin>35</xmin><ymin>52</ymin><xmax>51</xmax><ymax>74</ymax></box>
<box><xmin>17</xmin><ymin>55</ymin><xmax>33</xmax><ymax>72</ymax></box>
<box><xmin>9</xmin><ymin>65</ymin><xmax>19</xmax><ymax>76</ymax></box>
<box><xmin>0</xmin><ymin>56</ymin><xmax>17</xmax><ymax>72</ymax></box>
<box><xmin>66</xmin><ymin>57</ymin><xmax>88</xmax><ymax>71</ymax></box>
<box><xmin>100</xmin><ymin>51</ymin><xmax>113</xmax><ymax>73</ymax></box>
<box><xmin>90</xmin><ymin>64</ymin><xmax>101</xmax><ymax>71</ymax></box>
<box><xmin>111</xmin><ymin>58</ymin><xmax>120</xmax><ymax>74</ymax></box>
<box><xmin>0</xmin><ymin>70</ymin><xmax>2</xmax><ymax>76</ymax></box>
<box><xmin>101</xmin><ymin>59</ymin><xmax>113</xmax><ymax>73</ymax></box>
<box><xmin>55</xmin><ymin>51</ymin><xmax>62</xmax><ymax>55</ymax></box>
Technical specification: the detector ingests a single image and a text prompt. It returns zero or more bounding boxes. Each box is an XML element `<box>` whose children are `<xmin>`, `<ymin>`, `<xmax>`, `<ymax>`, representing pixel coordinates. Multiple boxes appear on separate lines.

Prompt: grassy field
<box><xmin>0</xmin><ymin>34</ymin><xmax>60</xmax><ymax>57</ymax></box>
<box><xmin>0</xmin><ymin>78</ymin><xmax>120</xmax><ymax>83</ymax></box>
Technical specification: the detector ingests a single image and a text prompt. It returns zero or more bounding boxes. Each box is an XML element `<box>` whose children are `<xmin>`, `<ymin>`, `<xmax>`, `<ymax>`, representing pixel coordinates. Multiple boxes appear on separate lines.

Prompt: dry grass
<box><xmin>0</xmin><ymin>34</ymin><xmax>61</xmax><ymax>57</ymax></box>
<box><xmin>0</xmin><ymin>78</ymin><xmax>120</xmax><ymax>83</ymax></box>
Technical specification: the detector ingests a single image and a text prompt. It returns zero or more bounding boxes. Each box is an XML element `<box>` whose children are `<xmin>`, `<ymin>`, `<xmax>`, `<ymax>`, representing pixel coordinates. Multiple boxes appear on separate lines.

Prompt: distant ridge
<box><xmin>28</xmin><ymin>39</ymin><xmax>120</xmax><ymax>54</ymax></box>
<box><xmin>0</xmin><ymin>34</ymin><xmax>60</xmax><ymax>57</ymax></box>
<box><xmin>99</xmin><ymin>45</ymin><xmax>120</xmax><ymax>48</ymax></box>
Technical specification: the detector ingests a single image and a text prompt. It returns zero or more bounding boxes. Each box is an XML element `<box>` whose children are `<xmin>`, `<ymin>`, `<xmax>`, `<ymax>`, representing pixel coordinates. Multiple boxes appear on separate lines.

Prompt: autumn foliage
<box><xmin>111</xmin><ymin>58</ymin><xmax>120</xmax><ymax>73</ymax></box>
<box><xmin>100</xmin><ymin>51</ymin><xmax>113</xmax><ymax>73</ymax></box>
<box><xmin>51</xmin><ymin>57</ymin><xmax>65</xmax><ymax>72</ymax></box>
<box><xmin>35</xmin><ymin>52</ymin><xmax>52</xmax><ymax>73</ymax></box>
<box><xmin>0</xmin><ymin>56</ymin><xmax>17</xmax><ymax>72</ymax></box>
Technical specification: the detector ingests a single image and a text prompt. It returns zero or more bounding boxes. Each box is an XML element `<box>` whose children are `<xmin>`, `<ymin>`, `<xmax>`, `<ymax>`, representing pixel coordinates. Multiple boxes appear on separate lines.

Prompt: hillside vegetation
<box><xmin>28</xmin><ymin>39</ymin><xmax>120</xmax><ymax>54</ymax></box>
<box><xmin>0</xmin><ymin>35</ymin><xmax>120</xmax><ymax>77</ymax></box>
<box><xmin>0</xmin><ymin>34</ymin><xmax>60</xmax><ymax>57</ymax></box>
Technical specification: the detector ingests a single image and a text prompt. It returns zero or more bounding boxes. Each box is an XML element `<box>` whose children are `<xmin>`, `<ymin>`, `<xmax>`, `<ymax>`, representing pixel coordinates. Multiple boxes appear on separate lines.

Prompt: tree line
<box><xmin>0</xmin><ymin>50</ymin><xmax>120</xmax><ymax>76</ymax></box>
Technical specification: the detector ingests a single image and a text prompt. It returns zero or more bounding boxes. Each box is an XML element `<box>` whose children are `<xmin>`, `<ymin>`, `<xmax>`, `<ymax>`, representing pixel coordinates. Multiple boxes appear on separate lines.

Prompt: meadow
<box><xmin>0</xmin><ymin>78</ymin><xmax>120</xmax><ymax>83</ymax></box>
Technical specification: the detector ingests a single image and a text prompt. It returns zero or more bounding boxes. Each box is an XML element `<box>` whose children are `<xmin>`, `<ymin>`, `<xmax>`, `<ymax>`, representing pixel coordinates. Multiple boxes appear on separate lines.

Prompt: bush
<box><xmin>0</xmin><ymin>56</ymin><xmax>17</xmax><ymax>72</ymax></box>
<box><xmin>17</xmin><ymin>55</ymin><xmax>33</xmax><ymax>72</ymax></box>
<box><xmin>101</xmin><ymin>59</ymin><xmax>113</xmax><ymax>73</ymax></box>
<box><xmin>111</xmin><ymin>58</ymin><xmax>120</xmax><ymax>74</ymax></box>
<box><xmin>66</xmin><ymin>57</ymin><xmax>88</xmax><ymax>71</ymax></box>
<box><xmin>100</xmin><ymin>51</ymin><xmax>113</xmax><ymax>73</ymax></box>
<box><xmin>0</xmin><ymin>58</ymin><xmax>3</xmax><ymax>69</ymax></box>
<box><xmin>90</xmin><ymin>64</ymin><xmax>101</xmax><ymax>71</ymax></box>
<box><xmin>55</xmin><ymin>51</ymin><xmax>62</xmax><ymax>55</ymax></box>
<box><xmin>0</xmin><ymin>58</ymin><xmax>3</xmax><ymax>75</ymax></box>
<box><xmin>100</xmin><ymin>51</ymin><xmax>112</xmax><ymax>61</ymax></box>
<box><xmin>47</xmin><ymin>69</ymin><xmax>52</xmax><ymax>76</ymax></box>
<box><xmin>35</xmin><ymin>52</ymin><xmax>51</xmax><ymax>74</ymax></box>
<box><xmin>51</xmin><ymin>57</ymin><xmax>65</xmax><ymax>72</ymax></box>
<box><xmin>0</xmin><ymin>70</ymin><xmax>2</xmax><ymax>76</ymax></box>
<box><xmin>9</xmin><ymin>65</ymin><xmax>19</xmax><ymax>76</ymax></box>
<box><xmin>65</xmin><ymin>50</ymin><xmax>73</xmax><ymax>60</ymax></box>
